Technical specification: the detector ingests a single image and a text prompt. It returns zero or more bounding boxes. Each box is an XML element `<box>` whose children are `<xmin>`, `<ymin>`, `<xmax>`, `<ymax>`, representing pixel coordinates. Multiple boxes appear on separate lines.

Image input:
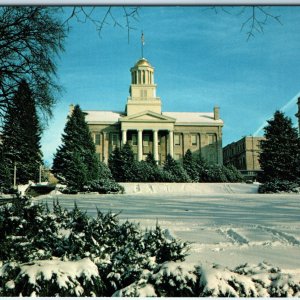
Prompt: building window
<box><xmin>208</xmin><ymin>134</ymin><xmax>216</xmax><ymax>145</ymax></box>
<box><xmin>143</xmin><ymin>134</ymin><xmax>150</xmax><ymax>146</ymax></box>
<box><xmin>132</xmin><ymin>134</ymin><xmax>137</xmax><ymax>146</ymax></box>
<box><xmin>191</xmin><ymin>134</ymin><xmax>197</xmax><ymax>146</ymax></box>
<box><xmin>94</xmin><ymin>133</ymin><xmax>101</xmax><ymax>145</ymax></box>
<box><xmin>174</xmin><ymin>134</ymin><xmax>180</xmax><ymax>146</ymax></box>
<box><xmin>112</xmin><ymin>133</ymin><xmax>119</xmax><ymax>146</ymax></box>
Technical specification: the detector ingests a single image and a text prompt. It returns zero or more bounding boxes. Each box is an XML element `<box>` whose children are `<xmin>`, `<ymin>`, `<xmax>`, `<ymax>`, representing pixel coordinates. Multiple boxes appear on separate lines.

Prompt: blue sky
<box><xmin>42</xmin><ymin>6</ymin><xmax>300</xmax><ymax>165</ymax></box>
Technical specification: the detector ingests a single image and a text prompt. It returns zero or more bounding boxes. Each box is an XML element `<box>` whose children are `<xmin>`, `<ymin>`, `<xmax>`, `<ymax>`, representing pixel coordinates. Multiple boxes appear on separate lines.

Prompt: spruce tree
<box><xmin>0</xmin><ymin>80</ymin><xmax>42</xmax><ymax>184</ymax></box>
<box><xmin>52</xmin><ymin>105</ymin><xmax>99</xmax><ymax>190</ymax></box>
<box><xmin>108</xmin><ymin>146</ymin><xmax>123</xmax><ymax>182</ymax></box>
<box><xmin>145</xmin><ymin>152</ymin><xmax>157</xmax><ymax>167</ymax></box>
<box><xmin>120</xmin><ymin>143</ymin><xmax>136</xmax><ymax>182</ymax></box>
<box><xmin>183</xmin><ymin>149</ymin><xmax>199</xmax><ymax>182</ymax></box>
<box><xmin>259</xmin><ymin>110</ymin><xmax>300</xmax><ymax>183</ymax></box>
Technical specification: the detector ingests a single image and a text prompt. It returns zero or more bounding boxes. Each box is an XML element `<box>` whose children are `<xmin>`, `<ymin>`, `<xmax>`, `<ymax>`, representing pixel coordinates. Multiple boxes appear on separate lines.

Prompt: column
<box><xmin>169</xmin><ymin>130</ymin><xmax>174</xmax><ymax>157</ymax></box>
<box><xmin>138</xmin><ymin>130</ymin><xmax>143</xmax><ymax>161</ymax></box>
<box><xmin>153</xmin><ymin>130</ymin><xmax>159</xmax><ymax>163</ymax></box>
<box><xmin>122</xmin><ymin>130</ymin><xmax>127</xmax><ymax>145</ymax></box>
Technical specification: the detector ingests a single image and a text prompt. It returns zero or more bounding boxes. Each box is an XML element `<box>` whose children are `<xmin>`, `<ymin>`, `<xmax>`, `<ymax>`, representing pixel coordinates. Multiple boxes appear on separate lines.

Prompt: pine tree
<box><xmin>120</xmin><ymin>143</ymin><xmax>136</xmax><ymax>182</ymax></box>
<box><xmin>259</xmin><ymin>110</ymin><xmax>300</xmax><ymax>183</ymax></box>
<box><xmin>163</xmin><ymin>154</ymin><xmax>190</xmax><ymax>182</ymax></box>
<box><xmin>108</xmin><ymin>146</ymin><xmax>123</xmax><ymax>182</ymax></box>
<box><xmin>183</xmin><ymin>150</ymin><xmax>199</xmax><ymax>182</ymax></box>
<box><xmin>0</xmin><ymin>80</ymin><xmax>42</xmax><ymax>185</ymax></box>
<box><xmin>52</xmin><ymin>105</ymin><xmax>99</xmax><ymax>190</ymax></box>
<box><xmin>195</xmin><ymin>156</ymin><xmax>209</xmax><ymax>182</ymax></box>
<box><xmin>145</xmin><ymin>152</ymin><xmax>157</xmax><ymax>167</ymax></box>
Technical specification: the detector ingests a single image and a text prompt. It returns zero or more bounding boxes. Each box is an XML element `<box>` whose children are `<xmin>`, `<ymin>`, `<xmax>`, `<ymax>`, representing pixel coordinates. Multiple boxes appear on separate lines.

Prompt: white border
<box><xmin>1</xmin><ymin>0</ymin><xmax>300</xmax><ymax>5</ymax></box>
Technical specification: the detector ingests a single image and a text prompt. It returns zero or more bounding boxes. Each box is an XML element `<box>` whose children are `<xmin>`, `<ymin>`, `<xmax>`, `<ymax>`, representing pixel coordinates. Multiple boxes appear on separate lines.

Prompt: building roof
<box><xmin>84</xmin><ymin>110</ymin><xmax>223</xmax><ymax>126</ymax></box>
<box><xmin>84</xmin><ymin>110</ymin><xmax>125</xmax><ymax>124</ymax></box>
<box><xmin>163</xmin><ymin>112</ymin><xmax>223</xmax><ymax>125</ymax></box>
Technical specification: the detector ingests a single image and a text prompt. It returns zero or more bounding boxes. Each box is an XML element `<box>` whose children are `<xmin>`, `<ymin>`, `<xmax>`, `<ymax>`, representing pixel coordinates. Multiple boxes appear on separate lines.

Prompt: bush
<box><xmin>163</xmin><ymin>154</ymin><xmax>190</xmax><ymax>183</ymax></box>
<box><xmin>258</xmin><ymin>180</ymin><xmax>300</xmax><ymax>193</ymax></box>
<box><xmin>0</xmin><ymin>196</ymin><xmax>189</xmax><ymax>296</ymax></box>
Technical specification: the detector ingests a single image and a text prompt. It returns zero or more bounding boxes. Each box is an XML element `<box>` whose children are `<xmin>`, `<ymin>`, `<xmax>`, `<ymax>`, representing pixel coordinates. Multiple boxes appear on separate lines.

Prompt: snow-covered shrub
<box><xmin>0</xmin><ymin>196</ymin><xmax>190</xmax><ymax>296</ymax></box>
<box><xmin>150</xmin><ymin>262</ymin><xmax>197</xmax><ymax>296</ymax></box>
<box><xmin>258</xmin><ymin>180</ymin><xmax>300</xmax><ymax>193</ymax></box>
<box><xmin>197</xmin><ymin>263</ymin><xmax>259</xmax><ymax>297</ymax></box>
<box><xmin>0</xmin><ymin>258</ymin><xmax>102</xmax><ymax>297</ymax></box>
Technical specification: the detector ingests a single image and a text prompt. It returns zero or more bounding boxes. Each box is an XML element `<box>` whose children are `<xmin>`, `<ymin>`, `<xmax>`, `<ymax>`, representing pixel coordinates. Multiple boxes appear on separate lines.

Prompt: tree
<box><xmin>259</xmin><ymin>110</ymin><xmax>300</xmax><ymax>184</ymax></box>
<box><xmin>52</xmin><ymin>105</ymin><xmax>99</xmax><ymax>190</ymax></box>
<box><xmin>183</xmin><ymin>150</ymin><xmax>199</xmax><ymax>182</ymax></box>
<box><xmin>108</xmin><ymin>146</ymin><xmax>123</xmax><ymax>182</ymax></box>
<box><xmin>0</xmin><ymin>7</ymin><xmax>66</xmax><ymax>119</ymax></box>
<box><xmin>108</xmin><ymin>143</ymin><xmax>136</xmax><ymax>182</ymax></box>
<box><xmin>0</xmin><ymin>80</ymin><xmax>43</xmax><ymax>185</ymax></box>
<box><xmin>163</xmin><ymin>154</ymin><xmax>190</xmax><ymax>183</ymax></box>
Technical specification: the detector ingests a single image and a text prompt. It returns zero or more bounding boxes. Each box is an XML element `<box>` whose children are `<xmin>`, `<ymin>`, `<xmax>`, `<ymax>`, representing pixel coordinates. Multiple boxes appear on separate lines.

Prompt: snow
<box><xmin>19</xmin><ymin>257</ymin><xmax>99</xmax><ymax>295</ymax></box>
<box><xmin>163</xmin><ymin>111</ymin><xmax>224</xmax><ymax>125</ymax></box>
<box><xmin>37</xmin><ymin>183</ymin><xmax>300</xmax><ymax>275</ymax></box>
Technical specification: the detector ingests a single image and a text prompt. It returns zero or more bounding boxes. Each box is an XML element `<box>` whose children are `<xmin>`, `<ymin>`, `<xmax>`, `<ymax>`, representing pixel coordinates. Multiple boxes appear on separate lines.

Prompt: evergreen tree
<box><xmin>108</xmin><ymin>143</ymin><xmax>137</xmax><ymax>182</ymax></box>
<box><xmin>52</xmin><ymin>105</ymin><xmax>99</xmax><ymax>190</ymax></box>
<box><xmin>183</xmin><ymin>150</ymin><xmax>199</xmax><ymax>182</ymax></box>
<box><xmin>145</xmin><ymin>152</ymin><xmax>157</xmax><ymax>167</ymax></box>
<box><xmin>163</xmin><ymin>154</ymin><xmax>190</xmax><ymax>182</ymax></box>
<box><xmin>259</xmin><ymin>110</ymin><xmax>300</xmax><ymax>183</ymax></box>
<box><xmin>108</xmin><ymin>146</ymin><xmax>123</xmax><ymax>182</ymax></box>
<box><xmin>195</xmin><ymin>156</ymin><xmax>209</xmax><ymax>182</ymax></box>
<box><xmin>0</xmin><ymin>80</ymin><xmax>42</xmax><ymax>184</ymax></box>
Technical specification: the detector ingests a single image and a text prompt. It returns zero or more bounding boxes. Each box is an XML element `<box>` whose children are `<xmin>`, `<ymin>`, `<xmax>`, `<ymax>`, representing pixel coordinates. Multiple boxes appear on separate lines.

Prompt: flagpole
<box><xmin>141</xmin><ymin>31</ymin><xmax>144</xmax><ymax>58</ymax></box>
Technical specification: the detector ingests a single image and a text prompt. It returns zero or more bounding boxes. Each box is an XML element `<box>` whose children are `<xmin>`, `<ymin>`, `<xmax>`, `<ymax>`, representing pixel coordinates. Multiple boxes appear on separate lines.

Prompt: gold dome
<box><xmin>134</xmin><ymin>58</ymin><xmax>152</xmax><ymax>68</ymax></box>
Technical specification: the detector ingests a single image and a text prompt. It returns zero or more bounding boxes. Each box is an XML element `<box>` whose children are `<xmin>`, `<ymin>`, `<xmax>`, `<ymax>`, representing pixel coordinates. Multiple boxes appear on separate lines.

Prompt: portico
<box><xmin>120</xmin><ymin>111</ymin><xmax>175</xmax><ymax>161</ymax></box>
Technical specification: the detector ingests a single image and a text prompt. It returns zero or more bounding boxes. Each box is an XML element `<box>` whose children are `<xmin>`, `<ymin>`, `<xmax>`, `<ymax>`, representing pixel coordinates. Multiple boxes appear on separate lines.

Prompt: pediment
<box><xmin>120</xmin><ymin>110</ymin><xmax>176</xmax><ymax>123</ymax></box>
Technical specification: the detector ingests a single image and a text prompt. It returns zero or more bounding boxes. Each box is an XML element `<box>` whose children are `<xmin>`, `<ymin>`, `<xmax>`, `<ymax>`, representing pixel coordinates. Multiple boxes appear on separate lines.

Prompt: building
<box><xmin>223</xmin><ymin>136</ymin><xmax>265</xmax><ymax>180</ymax></box>
<box><xmin>83</xmin><ymin>57</ymin><xmax>224</xmax><ymax>165</ymax></box>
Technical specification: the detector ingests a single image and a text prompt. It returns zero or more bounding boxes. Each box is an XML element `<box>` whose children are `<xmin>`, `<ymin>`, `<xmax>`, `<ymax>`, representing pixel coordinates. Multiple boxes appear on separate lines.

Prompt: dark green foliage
<box><xmin>52</xmin><ymin>105</ymin><xmax>99</xmax><ymax>190</ymax></box>
<box><xmin>195</xmin><ymin>156</ymin><xmax>210</xmax><ymax>182</ymax></box>
<box><xmin>0</xmin><ymin>197</ymin><xmax>189</xmax><ymax>296</ymax></box>
<box><xmin>89</xmin><ymin>161</ymin><xmax>124</xmax><ymax>194</ymax></box>
<box><xmin>0</xmin><ymin>147</ymin><xmax>11</xmax><ymax>192</ymax></box>
<box><xmin>259</xmin><ymin>111</ymin><xmax>300</xmax><ymax>184</ymax></box>
<box><xmin>163</xmin><ymin>154</ymin><xmax>191</xmax><ymax>182</ymax></box>
<box><xmin>108</xmin><ymin>143</ymin><xmax>136</xmax><ymax>182</ymax></box>
<box><xmin>108</xmin><ymin>146</ymin><xmax>123</xmax><ymax>182</ymax></box>
<box><xmin>258</xmin><ymin>180</ymin><xmax>299</xmax><ymax>193</ymax></box>
<box><xmin>145</xmin><ymin>152</ymin><xmax>157</xmax><ymax>167</ymax></box>
<box><xmin>183</xmin><ymin>150</ymin><xmax>199</xmax><ymax>182</ymax></box>
<box><xmin>0</xmin><ymin>80</ymin><xmax>43</xmax><ymax>185</ymax></box>
<box><xmin>224</xmin><ymin>164</ymin><xmax>244</xmax><ymax>182</ymax></box>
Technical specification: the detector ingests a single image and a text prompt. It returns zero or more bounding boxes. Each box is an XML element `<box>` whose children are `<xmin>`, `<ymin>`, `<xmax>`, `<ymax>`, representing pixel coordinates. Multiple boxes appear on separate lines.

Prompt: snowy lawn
<box><xmin>37</xmin><ymin>183</ymin><xmax>300</xmax><ymax>274</ymax></box>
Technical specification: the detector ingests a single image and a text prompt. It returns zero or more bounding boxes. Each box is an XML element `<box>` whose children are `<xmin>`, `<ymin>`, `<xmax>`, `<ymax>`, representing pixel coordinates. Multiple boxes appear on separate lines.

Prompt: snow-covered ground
<box><xmin>38</xmin><ymin>183</ymin><xmax>300</xmax><ymax>274</ymax></box>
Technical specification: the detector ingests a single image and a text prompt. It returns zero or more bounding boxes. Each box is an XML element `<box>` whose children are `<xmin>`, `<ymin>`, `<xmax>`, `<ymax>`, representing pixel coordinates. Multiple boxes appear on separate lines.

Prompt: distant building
<box><xmin>223</xmin><ymin>136</ymin><xmax>265</xmax><ymax>180</ymax></box>
<box><xmin>81</xmin><ymin>57</ymin><xmax>224</xmax><ymax>165</ymax></box>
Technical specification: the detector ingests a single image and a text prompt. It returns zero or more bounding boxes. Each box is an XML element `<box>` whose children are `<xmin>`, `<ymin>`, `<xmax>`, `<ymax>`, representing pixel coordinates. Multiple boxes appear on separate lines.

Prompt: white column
<box><xmin>169</xmin><ymin>130</ymin><xmax>174</xmax><ymax>157</ymax></box>
<box><xmin>122</xmin><ymin>130</ymin><xmax>127</xmax><ymax>145</ymax></box>
<box><xmin>153</xmin><ymin>130</ymin><xmax>159</xmax><ymax>162</ymax></box>
<box><xmin>138</xmin><ymin>130</ymin><xmax>143</xmax><ymax>161</ymax></box>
